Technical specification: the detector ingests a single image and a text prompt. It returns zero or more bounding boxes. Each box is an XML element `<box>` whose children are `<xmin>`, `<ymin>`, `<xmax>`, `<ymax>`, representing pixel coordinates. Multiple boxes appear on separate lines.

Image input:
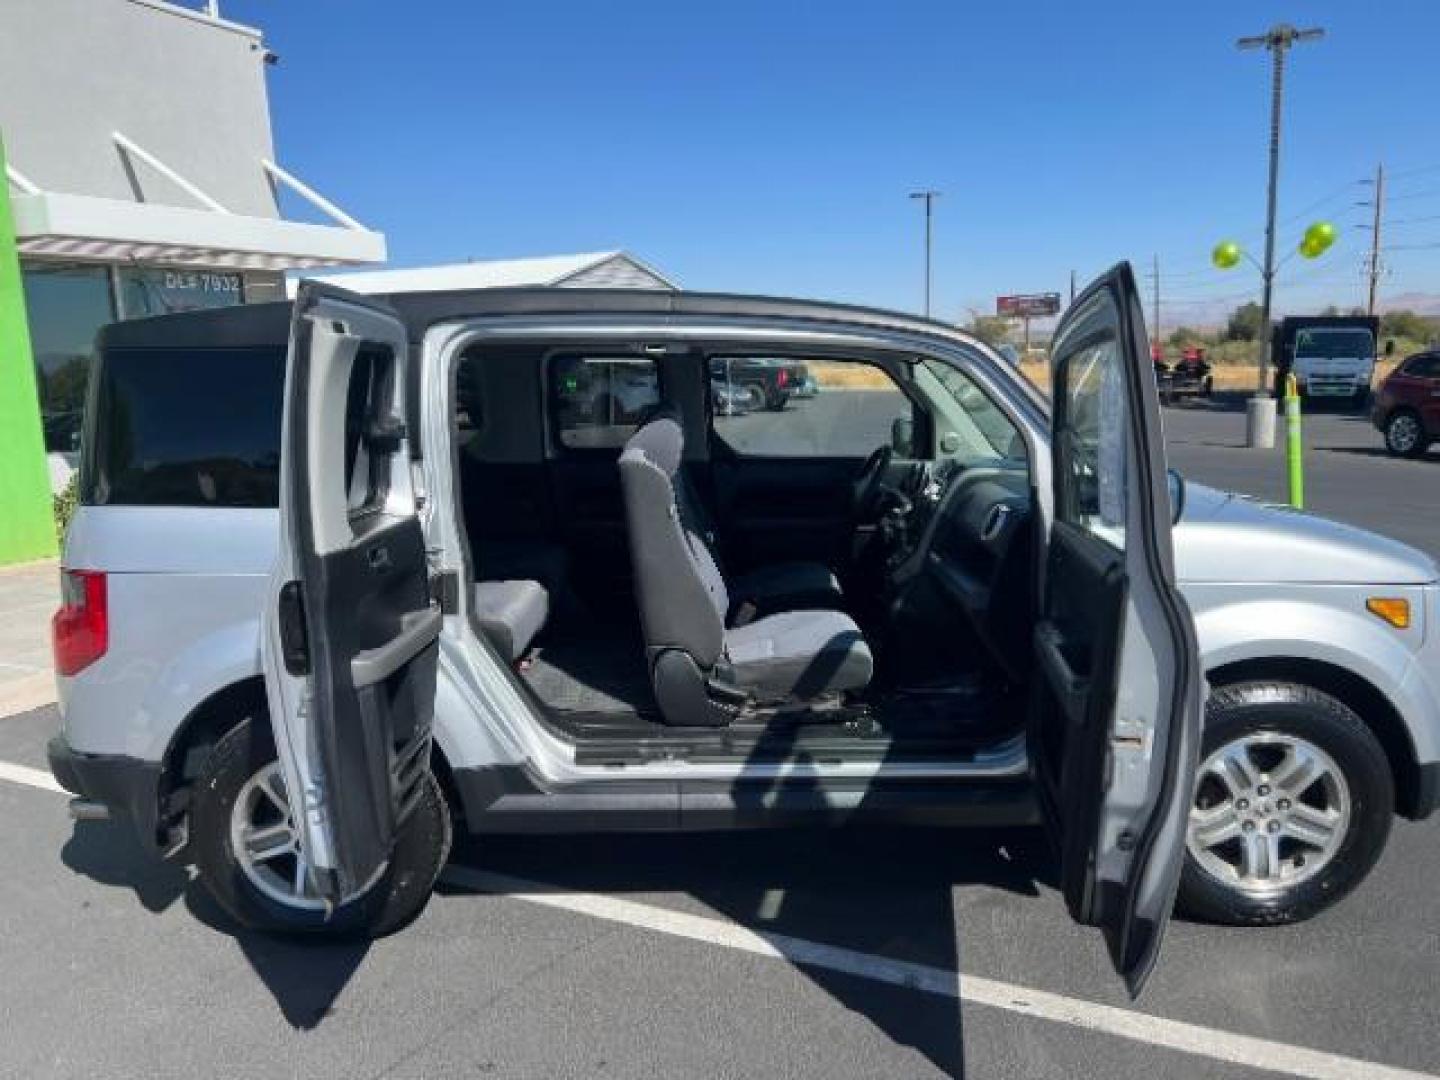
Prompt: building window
<box><xmin>116</xmin><ymin>267</ymin><xmax>244</xmax><ymax>319</ymax></box>
<box><xmin>21</xmin><ymin>262</ymin><xmax>115</xmax><ymax>454</ymax></box>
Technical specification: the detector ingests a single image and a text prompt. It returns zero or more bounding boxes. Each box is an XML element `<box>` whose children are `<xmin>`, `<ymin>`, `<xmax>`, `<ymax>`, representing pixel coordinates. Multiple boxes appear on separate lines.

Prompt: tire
<box><xmin>1384</xmin><ymin>410</ymin><xmax>1427</xmax><ymax>458</ymax></box>
<box><xmin>191</xmin><ymin>718</ymin><xmax>452</xmax><ymax>938</ymax></box>
<box><xmin>740</xmin><ymin>382</ymin><xmax>767</xmax><ymax>411</ymax></box>
<box><xmin>1177</xmin><ymin>682</ymin><xmax>1392</xmax><ymax>926</ymax></box>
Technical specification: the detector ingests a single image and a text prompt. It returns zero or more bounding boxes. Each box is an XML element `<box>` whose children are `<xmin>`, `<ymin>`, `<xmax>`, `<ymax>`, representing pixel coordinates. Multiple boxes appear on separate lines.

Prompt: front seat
<box><xmin>619</xmin><ymin>416</ymin><xmax>873</xmax><ymax>726</ymax></box>
<box><xmin>630</xmin><ymin>403</ymin><xmax>843</xmax><ymax>621</ymax></box>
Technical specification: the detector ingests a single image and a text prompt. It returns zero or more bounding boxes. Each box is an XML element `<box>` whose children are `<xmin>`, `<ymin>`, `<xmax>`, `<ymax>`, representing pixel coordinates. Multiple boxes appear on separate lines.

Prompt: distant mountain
<box><xmin>1379</xmin><ymin>292</ymin><xmax>1440</xmax><ymax>317</ymax></box>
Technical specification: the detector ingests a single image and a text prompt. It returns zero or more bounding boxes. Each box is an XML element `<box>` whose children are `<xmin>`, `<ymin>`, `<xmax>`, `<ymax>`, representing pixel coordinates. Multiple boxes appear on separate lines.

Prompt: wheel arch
<box><xmin>1207</xmin><ymin>656</ymin><xmax>1425</xmax><ymax>818</ymax></box>
<box><xmin>157</xmin><ymin>676</ymin><xmax>464</xmax><ymax>847</ymax></box>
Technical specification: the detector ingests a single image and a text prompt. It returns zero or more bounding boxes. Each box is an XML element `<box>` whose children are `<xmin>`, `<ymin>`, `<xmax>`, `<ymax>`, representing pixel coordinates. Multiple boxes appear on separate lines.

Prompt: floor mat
<box><xmin>522</xmin><ymin>637</ymin><xmax>654</xmax><ymax>715</ymax></box>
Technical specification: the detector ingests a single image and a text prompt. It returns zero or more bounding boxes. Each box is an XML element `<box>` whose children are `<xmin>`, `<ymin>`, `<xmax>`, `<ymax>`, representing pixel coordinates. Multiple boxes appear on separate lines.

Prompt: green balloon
<box><xmin>1212</xmin><ymin>240</ymin><xmax>1242</xmax><ymax>269</ymax></box>
<box><xmin>1299</xmin><ymin>234</ymin><xmax>1324</xmax><ymax>259</ymax></box>
<box><xmin>1305</xmin><ymin>220</ymin><xmax>1337</xmax><ymax>250</ymax></box>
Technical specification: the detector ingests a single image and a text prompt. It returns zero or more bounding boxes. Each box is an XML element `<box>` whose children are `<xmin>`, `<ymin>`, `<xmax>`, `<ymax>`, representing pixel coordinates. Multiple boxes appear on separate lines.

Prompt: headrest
<box><xmin>622</xmin><ymin>415</ymin><xmax>684</xmax><ymax>476</ymax></box>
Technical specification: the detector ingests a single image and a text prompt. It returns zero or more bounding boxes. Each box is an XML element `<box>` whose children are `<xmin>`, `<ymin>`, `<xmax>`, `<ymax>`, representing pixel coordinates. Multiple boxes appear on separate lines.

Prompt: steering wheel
<box><xmin>852</xmin><ymin>445</ymin><xmax>894</xmax><ymax>522</ymax></box>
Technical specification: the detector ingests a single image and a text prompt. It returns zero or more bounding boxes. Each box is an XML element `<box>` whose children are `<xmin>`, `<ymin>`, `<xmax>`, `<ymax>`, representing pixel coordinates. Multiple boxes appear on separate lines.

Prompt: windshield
<box><xmin>1294</xmin><ymin>329</ymin><xmax>1375</xmax><ymax>359</ymax></box>
<box><xmin>919</xmin><ymin>358</ymin><xmax>1026</xmax><ymax>462</ymax></box>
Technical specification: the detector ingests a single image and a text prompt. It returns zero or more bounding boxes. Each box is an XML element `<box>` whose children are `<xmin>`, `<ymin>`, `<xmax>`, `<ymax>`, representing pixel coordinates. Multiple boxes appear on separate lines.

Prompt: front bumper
<box><xmin>47</xmin><ymin>735</ymin><xmax>163</xmax><ymax>850</ymax></box>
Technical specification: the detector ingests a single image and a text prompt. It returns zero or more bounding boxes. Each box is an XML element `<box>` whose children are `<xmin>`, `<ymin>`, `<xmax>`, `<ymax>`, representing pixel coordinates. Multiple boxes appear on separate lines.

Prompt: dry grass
<box><xmin>814</xmin><ymin>355</ymin><xmax>1402</xmax><ymax>396</ymax></box>
<box><xmin>809</xmin><ymin>360</ymin><xmax>898</xmax><ymax>389</ymax></box>
<box><xmin>1017</xmin><ymin>358</ymin><xmax>1399</xmax><ymax>395</ymax></box>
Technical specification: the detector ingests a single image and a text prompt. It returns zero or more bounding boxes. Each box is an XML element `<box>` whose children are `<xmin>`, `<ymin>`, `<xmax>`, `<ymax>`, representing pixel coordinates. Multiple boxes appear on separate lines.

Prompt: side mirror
<box><xmin>1385</xmin><ymin>338</ymin><xmax>1396</xmax><ymax>357</ymax></box>
<box><xmin>1167</xmin><ymin>468</ymin><xmax>1186</xmax><ymax>526</ymax></box>
<box><xmin>891</xmin><ymin>416</ymin><xmax>915</xmax><ymax>458</ymax></box>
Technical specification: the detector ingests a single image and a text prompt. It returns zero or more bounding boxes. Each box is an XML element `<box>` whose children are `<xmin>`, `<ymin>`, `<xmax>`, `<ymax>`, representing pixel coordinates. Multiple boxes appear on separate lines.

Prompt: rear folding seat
<box><xmin>474</xmin><ymin>580</ymin><xmax>548</xmax><ymax>662</ymax></box>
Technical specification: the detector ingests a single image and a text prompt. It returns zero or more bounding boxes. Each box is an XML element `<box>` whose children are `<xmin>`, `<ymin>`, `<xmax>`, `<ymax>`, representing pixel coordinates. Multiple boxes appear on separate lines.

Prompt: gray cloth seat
<box><xmin>725</xmin><ymin>610</ymin><xmax>872</xmax><ymax>702</ymax></box>
<box><xmin>619</xmin><ymin>416</ymin><xmax>871</xmax><ymax>724</ymax></box>
<box><xmin>474</xmin><ymin>579</ymin><xmax>548</xmax><ymax>662</ymax></box>
<box><xmin>640</xmin><ymin>403</ymin><xmax>843</xmax><ymax>618</ymax></box>
<box><xmin>729</xmin><ymin>562</ymin><xmax>843</xmax><ymax>622</ymax></box>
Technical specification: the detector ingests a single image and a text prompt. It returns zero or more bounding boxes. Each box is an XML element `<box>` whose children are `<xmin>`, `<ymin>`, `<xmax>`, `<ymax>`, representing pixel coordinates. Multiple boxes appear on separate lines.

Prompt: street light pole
<box><xmin>1236</xmin><ymin>23</ymin><xmax>1324</xmax><ymax>449</ymax></box>
<box><xmin>909</xmin><ymin>190</ymin><xmax>941</xmax><ymax>317</ymax></box>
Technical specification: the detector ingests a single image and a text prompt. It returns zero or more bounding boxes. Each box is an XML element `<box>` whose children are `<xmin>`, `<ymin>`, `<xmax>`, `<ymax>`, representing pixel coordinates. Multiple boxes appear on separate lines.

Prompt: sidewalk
<box><xmin>0</xmin><ymin>559</ymin><xmax>58</xmax><ymax>716</ymax></box>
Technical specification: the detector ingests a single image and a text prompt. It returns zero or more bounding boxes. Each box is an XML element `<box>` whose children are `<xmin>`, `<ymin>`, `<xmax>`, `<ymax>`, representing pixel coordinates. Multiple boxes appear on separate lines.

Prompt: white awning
<box><xmin>10</xmin><ymin>190</ymin><xmax>386</xmax><ymax>270</ymax></box>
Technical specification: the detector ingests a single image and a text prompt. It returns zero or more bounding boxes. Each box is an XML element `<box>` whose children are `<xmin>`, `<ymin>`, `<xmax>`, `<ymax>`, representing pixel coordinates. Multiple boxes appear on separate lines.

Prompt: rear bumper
<box><xmin>47</xmin><ymin>735</ymin><xmax>163</xmax><ymax>849</ymax></box>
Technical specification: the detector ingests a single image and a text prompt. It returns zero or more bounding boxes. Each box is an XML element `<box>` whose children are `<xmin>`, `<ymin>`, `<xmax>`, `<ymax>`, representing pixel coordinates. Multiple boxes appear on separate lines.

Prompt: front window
<box><xmin>1294</xmin><ymin>329</ymin><xmax>1375</xmax><ymax>359</ymax></box>
<box><xmin>917</xmin><ymin>358</ymin><xmax>1026</xmax><ymax>463</ymax></box>
<box><xmin>709</xmin><ymin>356</ymin><xmax>915</xmax><ymax>458</ymax></box>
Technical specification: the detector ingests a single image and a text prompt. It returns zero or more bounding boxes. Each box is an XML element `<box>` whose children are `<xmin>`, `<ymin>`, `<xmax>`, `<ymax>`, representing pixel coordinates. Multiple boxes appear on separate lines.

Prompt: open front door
<box><xmin>1030</xmin><ymin>263</ymin><xmax>1202</xmax><ymax>995</ymax></box>
<box><xmin>261</xmin><ymin>282</ymin><xmax>441</xmax><ymax>907</ymax></box>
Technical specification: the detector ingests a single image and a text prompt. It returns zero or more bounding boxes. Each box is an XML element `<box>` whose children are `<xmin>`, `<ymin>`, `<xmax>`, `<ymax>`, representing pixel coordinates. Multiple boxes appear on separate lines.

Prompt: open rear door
<box><xmin>1030</xmin><ymin>263</ymin><xmax>1202</xmax><ymax>995</ymax></box>
<box><xmin>261</xmin><ymin>282</ymin><xmax>441</xmax><ymax>907</ymax></box>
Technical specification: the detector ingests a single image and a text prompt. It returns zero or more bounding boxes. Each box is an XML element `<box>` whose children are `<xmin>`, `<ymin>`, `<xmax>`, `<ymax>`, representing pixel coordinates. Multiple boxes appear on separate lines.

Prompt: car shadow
<box><xmin>59</xmin><ymin>793</ymin><xmax>1053</xmax><ymax>1063</ymax></box>
<box><xmin>443</xmin><ymin>689</ymin><xmax>1051</xmax><ymax>1080</ymax></box>
<box><xmin>61</xmin><ymin>818</ymin><xmax>190</xmax><ymax>914</ymax></box>
<box><xmin>442</xmin><ymin>823</ymin><xmax>1053</xmax><ymax>1079</ymax></box>
<box><xmin>60</xmin><ymin>818</ymin><xmax>369</xmax><ymax>1030</ymax></box>
<box><xmin>184</xmin><ymin>887</ymin><xmax>371</xmax><ymax>1030</ymax></box>
<box><xmin>1327</xmin><ymin>445</ymin><xmax>1439</xmax><ymax>461</ymax></box>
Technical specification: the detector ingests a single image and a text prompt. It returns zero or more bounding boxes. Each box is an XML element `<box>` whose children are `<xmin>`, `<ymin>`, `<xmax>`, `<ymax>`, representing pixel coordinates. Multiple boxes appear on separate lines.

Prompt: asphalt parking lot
<box><xmin>1</xmin><ymin>390</ymin><xmax>1437</xmax><ymax>1079</ymax></box>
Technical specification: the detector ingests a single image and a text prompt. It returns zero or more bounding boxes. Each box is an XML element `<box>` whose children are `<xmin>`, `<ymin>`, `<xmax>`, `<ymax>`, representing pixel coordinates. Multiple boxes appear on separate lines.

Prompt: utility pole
<box><xmin>1236</xmin><ymin>22</ymin><xmax>1325</xmax><ymax>449</ymax></box>
<box><xmin>1364</xmin><ymin>163</ymin><xmax>1385</xmax><ymax>317</ymax></box>
<box><xmin>1069</xmin><ymin>269</ymin><xmax>1077</xmax><ymax>303</ymax></box>
<box><xmin>909</xmin><ymin>190</ymin><xmax>941</xmax><ymax>317</ymax></box>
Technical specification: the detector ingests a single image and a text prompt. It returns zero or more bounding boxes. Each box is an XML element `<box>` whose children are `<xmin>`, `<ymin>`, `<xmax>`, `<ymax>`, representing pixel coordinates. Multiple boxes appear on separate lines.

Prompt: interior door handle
<box><xmin>351</xmin><ymin>605</ymin><xmax>442</xmax><ymax>687</ymax></box>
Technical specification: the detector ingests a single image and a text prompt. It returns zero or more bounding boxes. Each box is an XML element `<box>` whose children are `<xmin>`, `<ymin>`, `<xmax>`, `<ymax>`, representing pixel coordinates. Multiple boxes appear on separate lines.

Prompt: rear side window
<box><xmin>550</xmin><ymin>355</ymin><xmax>660</xmax><ymax>449</ymax></box>
<box><xmin>1404</xmin><ymin>354</ymin><xmax>1440</xmax><ymax>378</ymax></box>
<box><xmin>86</xmin><ymin>346</ymin><xmax>285</xmax><ymax>507</ymax></box>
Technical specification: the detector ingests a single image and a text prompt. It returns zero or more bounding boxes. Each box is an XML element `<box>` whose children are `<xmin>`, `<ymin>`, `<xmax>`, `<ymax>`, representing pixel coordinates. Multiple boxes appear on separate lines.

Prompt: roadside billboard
<box><xmin>997</xmin><ymin>293</ymin><xmax>1061</xmax><ymax>318</ymax></box>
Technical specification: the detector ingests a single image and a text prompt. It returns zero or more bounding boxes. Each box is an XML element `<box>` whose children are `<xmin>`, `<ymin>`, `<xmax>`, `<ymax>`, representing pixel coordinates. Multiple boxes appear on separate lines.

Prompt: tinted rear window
<box><xmin>86</xmin><ymin>346</ymin><xmax>285</xmax><ymax>507</ymax></box>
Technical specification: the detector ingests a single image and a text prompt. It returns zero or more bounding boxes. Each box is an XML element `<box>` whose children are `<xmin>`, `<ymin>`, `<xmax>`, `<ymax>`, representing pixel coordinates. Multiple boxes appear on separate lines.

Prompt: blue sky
<box><xmin>228</xmin><ymin>0</ymin><xmax>1440</xmax><ymax>325</ymax></box>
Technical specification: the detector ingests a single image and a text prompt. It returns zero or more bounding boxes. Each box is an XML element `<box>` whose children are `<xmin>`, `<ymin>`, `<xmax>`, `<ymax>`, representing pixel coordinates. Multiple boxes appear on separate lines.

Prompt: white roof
<box><xmin>297</xmin><ymin>251</ymin><xmax>677</xmax><ymax>295</ymax></box>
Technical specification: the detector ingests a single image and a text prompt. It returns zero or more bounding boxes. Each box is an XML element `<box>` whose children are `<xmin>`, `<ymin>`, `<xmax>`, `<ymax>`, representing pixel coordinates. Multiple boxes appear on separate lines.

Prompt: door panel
<box><xmin>262</xmin><ymin>282</ymin><xmax>440</xmax><ymax>905</ymax></box>
<box><xmin>1030</xmin><ymin>264</ymin><xmax>1202</xmax><ymax>995</ymax></box>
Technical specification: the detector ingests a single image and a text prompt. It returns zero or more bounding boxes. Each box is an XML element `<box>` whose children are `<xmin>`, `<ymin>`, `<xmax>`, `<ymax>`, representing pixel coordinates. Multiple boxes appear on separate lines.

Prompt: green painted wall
<box><xmin>0</xmin><ymin>134</ymin><xmax>58</xmax><ymax>564</ymax></box>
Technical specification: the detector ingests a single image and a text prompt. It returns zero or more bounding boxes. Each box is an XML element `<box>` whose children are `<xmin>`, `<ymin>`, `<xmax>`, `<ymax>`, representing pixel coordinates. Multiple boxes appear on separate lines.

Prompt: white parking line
<box><xmin>442</xmin><ymin>866</ymin><xmax>1436</xmax><ymax>1080</ymax></box>
<box><xmin>0</xmin><ymin>760</ymin><xmax>1432</xmax><ymax>1080</ymax></box>
<box><xmin>0</xmin><ymin>759</ymin><xmax>65</xmax><ymax>793</ymax></box>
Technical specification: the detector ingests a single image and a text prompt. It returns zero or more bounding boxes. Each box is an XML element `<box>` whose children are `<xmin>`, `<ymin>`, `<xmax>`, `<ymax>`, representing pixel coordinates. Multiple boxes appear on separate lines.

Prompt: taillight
<box><xmin>777</xmin><ymin>369</ymin><xmax>789</xmax><ymax>387</ymax></box>
<box><xmin>53</xmin><ymin>570</ymin><xmax>107</xmax><ymax>677</ymax></box>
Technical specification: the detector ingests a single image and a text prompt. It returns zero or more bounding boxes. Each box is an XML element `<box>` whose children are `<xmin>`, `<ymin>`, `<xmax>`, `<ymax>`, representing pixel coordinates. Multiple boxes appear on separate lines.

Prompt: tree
<box><xmin>1225</xmin><ymin>301</ymin><xmax>1265</xmax><ymax>341</ymax></box>
<box><xmin>1167</xmin><ymin>326</ymin><xmax>1207</xmax><ymax>348</ymax></box>
<box><xmin>1380</xmin><ymin>309</ymin><xmax>1438</xmax><ymax>343</ymax></box>
<box><xmin>966</xmin><ymin>316</ymin><xmax>1012</xmax><ymax>347</ymax></box>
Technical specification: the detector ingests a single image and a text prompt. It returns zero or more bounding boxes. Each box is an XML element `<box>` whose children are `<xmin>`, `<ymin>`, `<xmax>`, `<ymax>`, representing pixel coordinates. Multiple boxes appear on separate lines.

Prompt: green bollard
<box><xmin>1284</xmin><ymin>374</ymin><xmax>1304</xmax><ymax>509</ymax></box>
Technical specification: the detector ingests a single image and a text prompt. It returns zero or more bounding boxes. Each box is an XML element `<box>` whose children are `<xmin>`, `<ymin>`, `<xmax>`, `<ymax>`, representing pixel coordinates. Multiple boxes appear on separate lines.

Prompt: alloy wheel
<box><xmin>1387</xmin><ymin>413</ymin><xmax>1422</xmax><ymax>455</ymax></box>
<box><xmin>229</xmin><ymin>761</ymin><xmax>329</xmax><ymax>910</ymax></box>
<box><xmin>1187</xmin><ymin>733</ymin><xmax>1350</xmax><ymax>897</ymax></box>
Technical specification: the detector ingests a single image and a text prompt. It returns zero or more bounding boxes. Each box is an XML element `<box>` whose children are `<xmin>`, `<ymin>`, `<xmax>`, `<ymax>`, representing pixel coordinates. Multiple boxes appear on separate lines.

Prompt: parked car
<box><xmin>792</xmin><ymin>362</ymin><xmax>820</xmax><ymax>398</ymax></box>
<box><xmin>712</xmin><ymin>356</ymin><xmax>801</xmax><ymax>411</ymax></box>
<box><xmin>50</xmin><ymin>266</ymin><xmax>1440</xmax><ymax>996</ymax></box>
<box><xmin>710</xmin><ymin>376</ymin><xmax>751</xmax><ymax>416</ymax></box>
<box><xmin>1373</xmin><ymin>350</ymin><xmax>1440</xmax><ymax>458</ymax></box>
